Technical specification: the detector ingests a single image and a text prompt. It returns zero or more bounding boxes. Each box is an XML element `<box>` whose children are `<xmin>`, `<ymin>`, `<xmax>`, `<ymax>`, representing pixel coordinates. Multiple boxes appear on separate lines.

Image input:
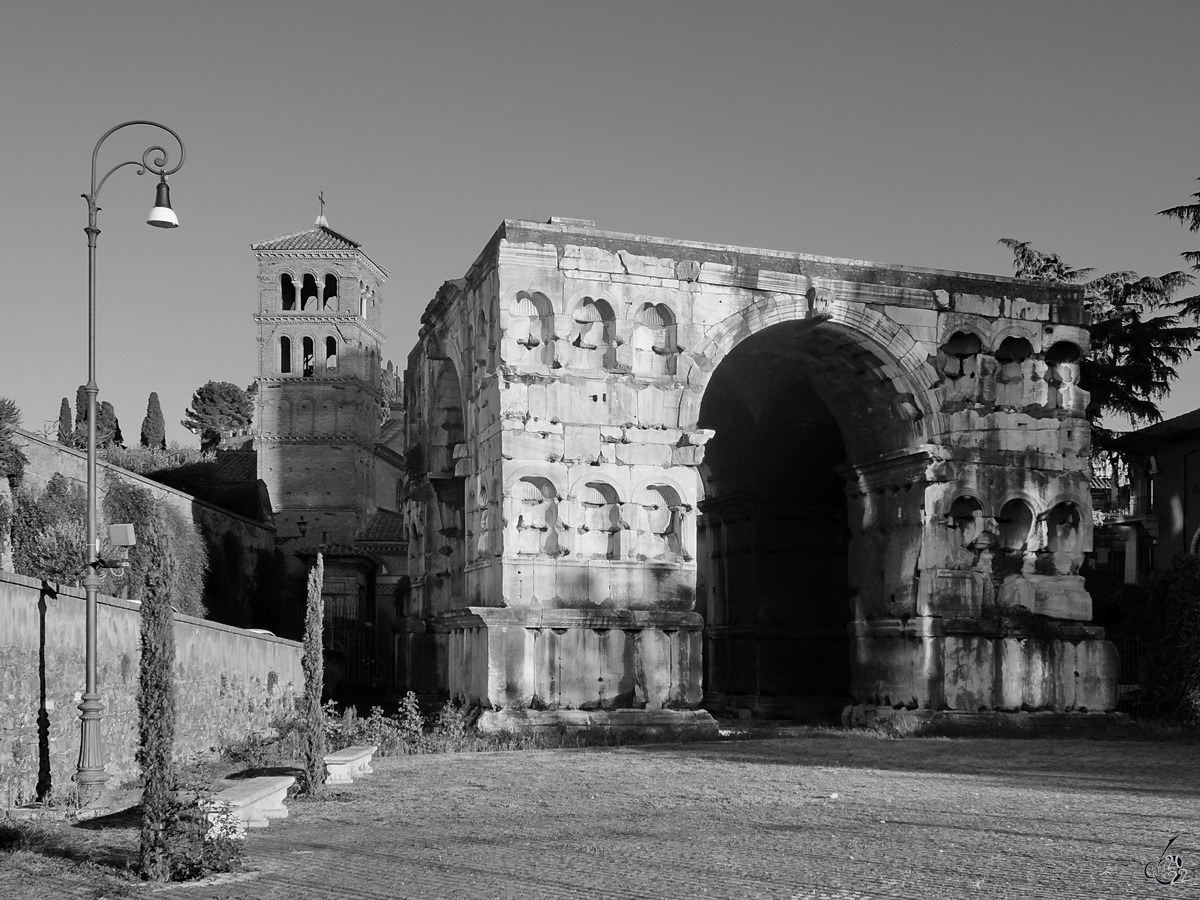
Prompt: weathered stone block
<box><xmin>615</xmin><ymin>443</ymin><xmax>673</xmax><ymax>467</ymax></box>
<box><xmin>561</xmin><ymin>245</ymin><xmax>626</xmax><ymax>274</ymax></box>
<box><xmin>954</xmin><ymin>293</ymin><xmax>1002</xmax><ymax>317</ymax></box>
<box><xmin>1073</xmin><ymin>640</ymin><xmax>1118</xmax><ymax>711</ymax></box>
<box><xmin>943</xmin><ymin>636</ymin><xmax>994</xmax><ymax>711</ymax></box>
<box><xmin>1028</xmin><ymin>575</ymin><xmax>1091</xmax><ymax>620</ymax></box>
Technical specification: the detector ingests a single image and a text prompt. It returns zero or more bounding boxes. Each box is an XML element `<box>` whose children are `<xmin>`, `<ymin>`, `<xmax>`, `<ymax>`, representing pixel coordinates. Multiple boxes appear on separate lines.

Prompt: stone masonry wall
<box><xmin>0</xmin><ymin>570</ymin><xmax>302</xmax><ymax>803</ymax></box>
<box><xmin>12</xmin><ymin>429</ymin><xmax>278</xmax><ymax>624</ymax></box>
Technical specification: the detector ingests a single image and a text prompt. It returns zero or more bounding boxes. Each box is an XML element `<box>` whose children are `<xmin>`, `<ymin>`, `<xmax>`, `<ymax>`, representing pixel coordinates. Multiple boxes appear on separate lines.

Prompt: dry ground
<box><xmin>3</xmin><ymin>731</ymin><xmax>1199</xmax><ymax>899</ymax></box>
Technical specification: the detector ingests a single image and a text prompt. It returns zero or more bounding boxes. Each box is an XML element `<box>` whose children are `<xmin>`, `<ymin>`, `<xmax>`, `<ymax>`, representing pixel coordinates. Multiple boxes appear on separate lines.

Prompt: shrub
<box><xmin>1145</xmin><ymin>553</ymin><xmax>1200</xmax><ymax>725</ymax></box>
<box><xmin>10</xmin><ymin>475</ymin><xmax>88</xmax><ymax>587</ymax></box>
<box><xmin>160</xmin><ymin>791</ymin><xmax>243</xmax><ymax>881</ymax></box>
<box><xmin>101</xmin><ymin>444</ymin><xmax>214</xmax><ymax>476</ymax></box>
<box><xmin>429</xmin><ymin>702</ymin><xmax>469</xmax><ymax>753</ymax></box>
<box><xmin>104</xmin><ymin>475</ymin><xmax>208</xmax><ymax>617</ymax></box>
<box><xmin>0</xmin><ymin>397</ymin><xmax>26</xmax><ymax>487</ymax></box>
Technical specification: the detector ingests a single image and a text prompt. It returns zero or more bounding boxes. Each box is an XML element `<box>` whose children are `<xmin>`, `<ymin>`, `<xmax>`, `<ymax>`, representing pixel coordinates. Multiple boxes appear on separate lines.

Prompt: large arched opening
<box><xmin>695</xmin><ymin>316</ymin><xmax>930</xmax><ymax>719</ymax></box>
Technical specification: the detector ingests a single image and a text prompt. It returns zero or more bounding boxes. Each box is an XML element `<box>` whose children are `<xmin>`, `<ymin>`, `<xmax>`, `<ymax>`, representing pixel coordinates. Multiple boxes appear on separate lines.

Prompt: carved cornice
<box><xmin>253</xmin><ymin>248</ymin><xmax>390</xmax><ymax>281</ymax></box>
<box><xmin>836</xmin><ymin>445</ymin><xmax>946</xmax><ymax>495</ymax></box>
<box><xmin>253</xmin><ymin>314</ymin><xmax>387</xmax><ymax>345</ymax></box>
<box><xmin>257</xmin><ymin>375</ymin><xmax>385</xmax><ymax>402</ymax></box>
<box><xmin>256</xmin><ymin>433</ymin><xmax>378</xmax><ymax>452</ymax></box>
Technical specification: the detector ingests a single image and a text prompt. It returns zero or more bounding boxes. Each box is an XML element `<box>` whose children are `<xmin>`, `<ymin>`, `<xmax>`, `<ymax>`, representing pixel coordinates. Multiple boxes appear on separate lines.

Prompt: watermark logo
<box><xmin>1145</xmin><ymin>832</ymin><xmax>1189</xmax><ymax>886</ymax></box>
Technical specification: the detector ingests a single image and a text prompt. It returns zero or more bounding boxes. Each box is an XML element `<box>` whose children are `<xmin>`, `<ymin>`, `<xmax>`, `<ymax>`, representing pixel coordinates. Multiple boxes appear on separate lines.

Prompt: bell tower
<box><xmin>251</xmin><ymin>215</ymin><xmax>390</xmax><ymax>547</ymax></box>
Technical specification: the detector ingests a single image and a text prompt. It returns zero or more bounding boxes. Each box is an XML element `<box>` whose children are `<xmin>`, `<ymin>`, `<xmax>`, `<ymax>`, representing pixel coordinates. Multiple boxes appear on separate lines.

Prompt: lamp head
<box><xmin>147</xmin><ymin>176</ymin><xmax>179</xmax><ymax>228</ymax></box>
<box><xmin>297</xmin><ymin>516</ymin><xmax>308</xmax><ymax>538</ymax></box>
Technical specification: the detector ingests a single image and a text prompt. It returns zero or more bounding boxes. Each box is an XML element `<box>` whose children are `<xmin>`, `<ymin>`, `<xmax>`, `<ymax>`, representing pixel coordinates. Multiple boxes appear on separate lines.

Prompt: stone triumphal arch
<box><xmin>398</xmin><ymin>217</ymin><xmax>1117</xmax><ymax>729</ymax></box>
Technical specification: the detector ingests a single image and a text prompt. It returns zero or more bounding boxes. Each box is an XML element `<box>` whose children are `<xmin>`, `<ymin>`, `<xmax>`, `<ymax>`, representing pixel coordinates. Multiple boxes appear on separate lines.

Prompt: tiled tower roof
<box><xmin>251</xmin><ymin>224</ymin><xmax>361</xmax><ymax>252</ymax></box>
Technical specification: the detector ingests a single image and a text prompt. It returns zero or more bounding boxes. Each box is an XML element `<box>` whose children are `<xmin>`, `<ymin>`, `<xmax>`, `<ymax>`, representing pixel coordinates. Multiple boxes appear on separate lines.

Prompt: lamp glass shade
<box><xmin>147</xmin><ymin>179</ymin><xmax>179</xmax><ymax>228</ymax></box>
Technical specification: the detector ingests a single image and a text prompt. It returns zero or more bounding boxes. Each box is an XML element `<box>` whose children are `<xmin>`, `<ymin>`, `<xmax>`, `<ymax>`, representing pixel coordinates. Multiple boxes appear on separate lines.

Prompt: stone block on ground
<box><xmin>209</xmin><ymin>775</ymin><xmax>295</xmax><ymax>831</ymax></box>
<box><xmin>323</xmin><ymin>744</ymin><xmax>379</xmax><ymax>785</ymax></box>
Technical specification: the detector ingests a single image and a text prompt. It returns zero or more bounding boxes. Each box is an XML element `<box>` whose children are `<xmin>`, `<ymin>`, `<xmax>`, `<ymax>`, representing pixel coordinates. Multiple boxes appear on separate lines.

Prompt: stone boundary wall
<box><xmin>0</xmin><ymin>569</ymin><xmax>302</xmax><ymax>802</ymax></box>
<box><xmin>14</xmin><ymin>428</ymin><xmax>273</xmax><ymax>540</ymax></box>
<box><xmin>11</xmin><ymin>429</ymin><xmax>279</xmax><ymax>625</ymax></box>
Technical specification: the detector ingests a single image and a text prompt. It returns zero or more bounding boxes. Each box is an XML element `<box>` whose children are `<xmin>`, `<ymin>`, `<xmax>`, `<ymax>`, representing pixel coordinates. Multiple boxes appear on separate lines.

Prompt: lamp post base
<box><xmin>75</xmin><ymin>693</ymin><xmax>108</xmax><ymax>794</ymax></box>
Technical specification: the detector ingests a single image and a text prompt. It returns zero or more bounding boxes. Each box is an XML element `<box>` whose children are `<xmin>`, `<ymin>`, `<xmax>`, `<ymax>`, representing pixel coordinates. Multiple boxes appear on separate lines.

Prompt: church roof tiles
<box><xmin>251</xmin><ymin>225</ymin><xmax>361</xmax><ymax>252</ymax></box>
<box><xmin>356</xmin><ymin>509</ymin><xmax>406</xmax><ymax>545</ymax></box>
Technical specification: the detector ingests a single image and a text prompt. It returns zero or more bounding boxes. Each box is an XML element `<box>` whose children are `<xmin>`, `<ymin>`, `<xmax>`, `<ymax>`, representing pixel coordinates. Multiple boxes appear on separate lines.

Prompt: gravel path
<box><xmin>4</xmin><ymin>734</ymin><xmax>1198</xmax><ymax>899</ymax></box>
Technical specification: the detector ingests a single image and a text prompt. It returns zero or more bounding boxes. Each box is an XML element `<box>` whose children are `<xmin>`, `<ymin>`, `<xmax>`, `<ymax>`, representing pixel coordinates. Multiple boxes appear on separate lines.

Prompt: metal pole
<box><xmin>76</xmin><ymin>207</ymin><xmax>105</xmax><ymax>788</ymax></box>
<box><xmin>76</xmin><ymin>121</ymin><xmax>184</xmax><ymax>792</ymax></box>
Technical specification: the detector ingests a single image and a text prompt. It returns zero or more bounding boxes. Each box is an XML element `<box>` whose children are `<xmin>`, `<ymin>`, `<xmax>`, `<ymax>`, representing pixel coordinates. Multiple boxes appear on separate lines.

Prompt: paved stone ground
<box><xmin>4</xmin><ymin>734</ymin><xmax>1199</xmax><ymax>899</ymax></box>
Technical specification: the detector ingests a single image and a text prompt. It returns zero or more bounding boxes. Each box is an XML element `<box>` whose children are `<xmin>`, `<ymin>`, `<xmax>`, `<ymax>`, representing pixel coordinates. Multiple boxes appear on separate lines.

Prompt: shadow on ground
<box><xmin>619</xmin><ymin>733</ymin><xmax>1200</xmax><ymax>798</ymax></box>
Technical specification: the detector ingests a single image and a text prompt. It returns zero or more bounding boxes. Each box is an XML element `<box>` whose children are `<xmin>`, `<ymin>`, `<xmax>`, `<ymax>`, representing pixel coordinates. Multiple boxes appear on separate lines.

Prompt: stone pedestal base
<box><xmin>478</xmin><ymin>708</ymin><xmax>719</xmax><ymax>738</ymax></box>
<box><xmin>851</xmin><ymin>618</ymin><xmax>1119</xmax><ymax>712</ymax></box>
<box><xmin>433</xmin><ymin>607</ymin><xmax>704</xmax><ymax>712</ymax></box>
<box><xmin>842</xmin><ymin>706</ymin><xmax>1133</xmax><ymax>737</ymax></box>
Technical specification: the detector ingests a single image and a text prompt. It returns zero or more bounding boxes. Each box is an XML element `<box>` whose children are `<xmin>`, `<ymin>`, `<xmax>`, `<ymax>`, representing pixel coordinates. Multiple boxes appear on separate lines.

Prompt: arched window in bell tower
<box><xmin>279</xmin><ymin>336</ymin><xmax>292</xmax><ymax>374</ymax></box>
<box><xmin>281</xmin><ymin>274</ymin><xmax>296</xmax><ymax>311</ymax></box>
<box><xmin>302</xmin><ymin>337</ymin><xmax>315</xmax><ymax>377</ymax></box>
<box><xmin>326</xmin><ymin>337</ymin><xmax>338</xmax><ymax>370</ymax></box>
<box><xmin>301</xmin><ymin>274</ymin><xmax>318</xmax><ymax>311</ymax></box>
<box><xmin>323</xmin><ymin>274</ymin><xmax>338</xmax><ymax>310</ymax></box>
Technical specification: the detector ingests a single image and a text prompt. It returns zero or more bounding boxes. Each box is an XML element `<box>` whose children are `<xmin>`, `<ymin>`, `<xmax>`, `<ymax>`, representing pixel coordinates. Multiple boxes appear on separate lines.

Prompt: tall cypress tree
<box><xmin>302</xmin><ymin>552</ymin><xmax>326</xmax><ymax>792</ymax></box>
<box><xmin>57</xmin><ymin>398</ymin><xmax>72</xmax><ymax>445</ymax></box>
<box><xmin>140</xmin><ymin>392</ymin><xmax>167</xmax><ymax>450</ymax></box>
<box><xmin>72</xmin><ymin>385</ymin><xmax>88</xmax><ymax>449</ymax></box>
<box><xmin>97</xmin><ymin>400</ymin><xmax>123</xmax><ymax>448</ymax></box>
<box><xmin>137</xmin><ymin>509</ymin><xmax>177</xmax><ymax>881</ymax></box>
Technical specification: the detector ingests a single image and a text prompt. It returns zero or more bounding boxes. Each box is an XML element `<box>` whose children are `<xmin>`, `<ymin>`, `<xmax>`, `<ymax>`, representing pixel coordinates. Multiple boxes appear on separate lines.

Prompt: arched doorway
<box><xmin>695</xmin><ymin>317</ymin><xmax>928</xmax><ymax>719</ymax></box>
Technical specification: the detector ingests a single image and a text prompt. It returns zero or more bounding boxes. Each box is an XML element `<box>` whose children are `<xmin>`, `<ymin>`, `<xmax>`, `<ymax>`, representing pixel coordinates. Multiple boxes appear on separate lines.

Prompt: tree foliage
<box><xmin>0</xmin><ymin>397</ymin><xmax>26</xmax><ymax>487</ymax></box>
<box><xmin>98</xmin><ymin>400</ymin><xmax>123</xmax><ymax>449</ymax></box>
<box><xmin>136</xmin><ymin>506</ymin><xmax>178</xmax><ymax>881</ymax></box>
<box><xmin>140</xmin><ymin>392</ymin><xmax>167</xmax><ymax>450</ymax></box>
<box><xmin>998</xmin><ymin>238</ymin><xmax>1198</xmax><ymax>447</ymax></box>
<box><xmin>302</xmin><ymin>553</ymin><xmax>326</xmax><ymax>792</ymax></box>
<box><xmin>71</xmin><ymin>385</ymin><xmax>88</xmax><ymax>450</ymax></box>
<box><xmin>104</xmin><ymin>475</ymin><xmax>208</xmax><ymax>617</ymax></box>
<box><xmin>69</xmin><ymin>387</ymin><xmax>123</xmax><ymax>449</ymax></box>
<box><xmin>1159</xmin><ymin>177</ymin><xmax>1200</xmax><ymax>315</ymax></box>
<box><xmin>1144</xmin><ymin>552</ymin><xmax>1200</xmax><ymax>724</ymax></box>
<box><xmin>10</xmin><ymin>474</ymin><xmax>88</xmax><ymax>586</ymax></box>
<box><xmin>57</xmin><ymin>398</ymin><xmax>72</xmax><ymax>445</ymax></box>
<box><xmin>181</xmin><ymin>381</ymin><xmax>253</xmax><ymax>451</ymax></box>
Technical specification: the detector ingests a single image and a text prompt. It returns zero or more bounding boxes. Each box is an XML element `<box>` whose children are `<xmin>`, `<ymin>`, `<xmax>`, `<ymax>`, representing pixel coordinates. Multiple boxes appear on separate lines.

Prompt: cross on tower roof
<box><xmin>315</xmin><ymin>191</ymin><xmax>328</xmax><ymax>227</ymax></box>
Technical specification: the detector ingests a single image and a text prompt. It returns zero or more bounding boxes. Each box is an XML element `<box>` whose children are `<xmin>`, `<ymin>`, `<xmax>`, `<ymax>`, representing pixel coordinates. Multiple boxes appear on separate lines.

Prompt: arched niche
<box><xmin>948</xmin><ymin>495</ymin><xmax>987</xmax><ymax>549</ymax></box>
<box><xmin>632</xmin><ymin>302</ymin><xmax>678</xmax><ymax>375</ymax></box>
<box><xmin>636</xmin><ymin>483</ymin><xmax>685</xmax><ymax>559</ymax></box>
<box><xmin>995</xmin><ymin>335</ymin><xmax>1034</xmax><ymax>407</ymax></box>
<box><xmin>509</xmin><ymin>291</ymin><xmax>556</xmax><ymax>366</ymax></box>
<box><xmin>1045</xmin><ymin>501</ymin><xmax>1083</xmax><ymax>573</ymax></box>
<box><xmin>570</xmin><ymin>297</ymin><xmax>617</xmax><ymax>370</ymax></box>
<box><xmin>579</xmin><ymin>481</ymin><xmax>622</xmax><ymax>559</ymax></box>
<box><xmin>998</xmin><ymin>499</ymin><xmax>1034</xmax><ymax>552</ymax></box>
<box><xmin>513</xmin><ymin>476</ymin><xmax>561</xmax><ymax>557</ymax></box>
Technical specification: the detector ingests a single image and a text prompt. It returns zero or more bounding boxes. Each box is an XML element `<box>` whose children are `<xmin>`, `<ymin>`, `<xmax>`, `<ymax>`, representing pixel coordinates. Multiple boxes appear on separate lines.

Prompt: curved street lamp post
<box><xmin>77</xmin><ymin>121</ymin><xmax>184</xmax><ymax>790</ymax></box>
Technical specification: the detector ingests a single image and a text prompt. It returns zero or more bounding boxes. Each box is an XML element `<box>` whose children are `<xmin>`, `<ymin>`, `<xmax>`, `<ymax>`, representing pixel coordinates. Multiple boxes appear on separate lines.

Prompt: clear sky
<box><xmin>2</xmin><ymin>1</ymin><xmax>1199</xmax><ymax>446</ymax></box>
